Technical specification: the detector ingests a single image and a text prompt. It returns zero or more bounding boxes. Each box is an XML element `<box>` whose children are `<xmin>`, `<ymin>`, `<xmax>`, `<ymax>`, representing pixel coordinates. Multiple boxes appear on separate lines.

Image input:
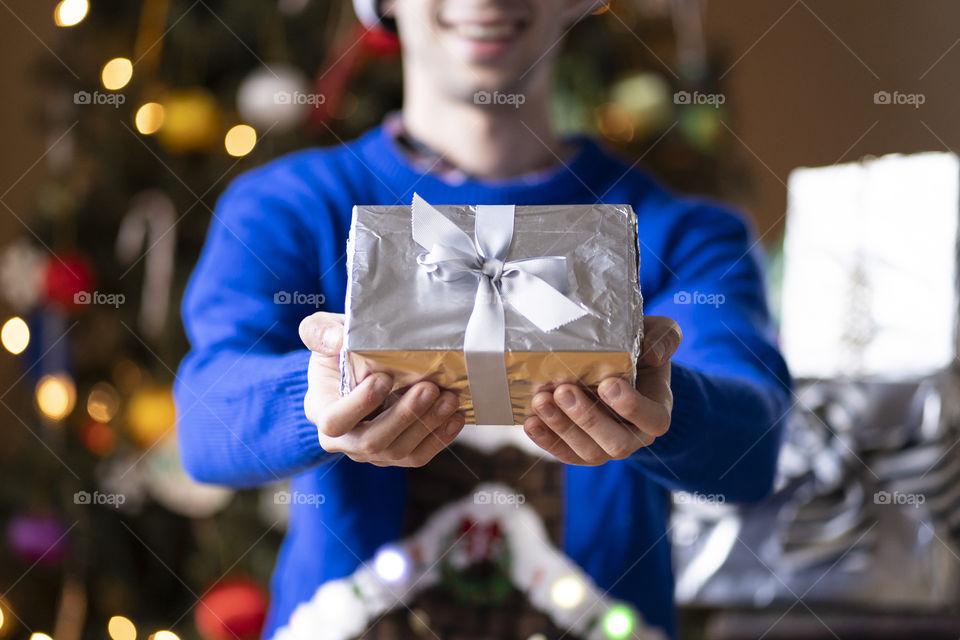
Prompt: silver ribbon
<box><xmin>411</xmin><ymin>194</ymin><xmax>588</xmax><ymax>425</ymax></box>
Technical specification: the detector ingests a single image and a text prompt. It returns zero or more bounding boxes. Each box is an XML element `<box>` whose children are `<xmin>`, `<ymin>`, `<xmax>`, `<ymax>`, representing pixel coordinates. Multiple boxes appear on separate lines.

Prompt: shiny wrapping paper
<box><xmin>340</xmin><ymin>202</ymin><xmax>643</xmax><ymax>425</ymax></box>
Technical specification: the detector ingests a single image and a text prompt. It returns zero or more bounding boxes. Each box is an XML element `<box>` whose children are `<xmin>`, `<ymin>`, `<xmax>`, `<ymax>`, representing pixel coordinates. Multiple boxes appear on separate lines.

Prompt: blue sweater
<box><xmin>176</xmin><ymin>124</ymin><xmax>791</xmax><ymax>639</ymax></box>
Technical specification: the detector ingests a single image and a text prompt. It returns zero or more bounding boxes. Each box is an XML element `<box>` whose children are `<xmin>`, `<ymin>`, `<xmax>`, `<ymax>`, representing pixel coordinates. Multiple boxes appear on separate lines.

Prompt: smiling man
<box><xmin>175</xmin><ymin>1</ymin><xmax>791</xmax><ymax>638</ymax></box>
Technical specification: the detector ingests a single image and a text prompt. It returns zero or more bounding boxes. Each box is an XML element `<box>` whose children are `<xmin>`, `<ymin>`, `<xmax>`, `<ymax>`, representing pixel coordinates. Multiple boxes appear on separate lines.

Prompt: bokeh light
<box><xmin>101</xmin><ymin>58</ymin><xmax>133</xmax><ymax>91</ymax></box>
<box><xmin>87</xmin><ymin>381</ymin><xmax>121</xmax><ymax>422</ymax></box>
<box><xmin>54</xmin><ymin>0</ymin><xmax>88</xmax><ymax>27</ymax></box>
<box><xmin>602</xmin><ymin>605</ymin><xmax>635</xmax><ymax>639</ymax></box>
<box><xmin>1</xmin><ymin>317</ymin><xmax>30</xmax><ymax>355</ymax></box>
<box><xmin>224</xmin><ymin>124</ymin><xmax>257</xmax><ymax>157</ymax></box>
<box><xmin>36</xmin><ymin>374</ymin><xmax>77</xmax><ymax>421</ymax></box>
<box><xmin>134</xmin><ymin>102</ymin><xmax>165</xmax><ymax>135</ymax></box>
<box><xmin>373</xmin><ymin>547</ymin><xmax>408</xmax><ymax>583</ymax></box>
<box><xmin>549</xmin><ymin>575</ymin><xmax>585</xmax><ymax>609</ymax></box>
<box><xmin>107</xmin><ymin>616</ymin><xmax>136</xmax><ymax>640</ymax></box>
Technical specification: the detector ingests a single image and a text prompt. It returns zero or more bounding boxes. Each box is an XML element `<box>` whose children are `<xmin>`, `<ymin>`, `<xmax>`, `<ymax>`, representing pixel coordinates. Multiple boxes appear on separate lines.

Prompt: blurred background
<box><xmin>1</xmin><ymin>1</ymin><xmax>959</xmax><ymax>639</ymax></box>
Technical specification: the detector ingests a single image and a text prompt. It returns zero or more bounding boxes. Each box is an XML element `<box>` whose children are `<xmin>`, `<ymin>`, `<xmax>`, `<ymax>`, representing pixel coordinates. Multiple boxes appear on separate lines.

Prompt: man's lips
<box><xmin>437</xmin><ymin>15</ymin><xmax>529</xmax><ymax>60</ymax></box>
<box><xmin>442</xmin><ymin>19</ymin><xmax>526</xmax><ymax>42</ymax></box>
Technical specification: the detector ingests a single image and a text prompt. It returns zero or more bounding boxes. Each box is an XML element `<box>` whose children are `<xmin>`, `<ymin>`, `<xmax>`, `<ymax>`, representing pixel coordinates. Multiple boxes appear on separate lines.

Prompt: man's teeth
<box><xmin>454</xmin><ymin>22</ymin><xmax>520</xmax><ymax>41</ymax></box>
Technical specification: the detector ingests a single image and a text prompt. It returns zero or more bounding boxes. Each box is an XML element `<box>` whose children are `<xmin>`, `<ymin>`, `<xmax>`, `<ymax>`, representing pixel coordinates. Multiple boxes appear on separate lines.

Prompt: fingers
<box><xmin>403</xmin><ymin>411</ymin><xmax>466</xmax><ymax>467</ymax></box>
<box><xmin>555</xmin><ymin>385</ymin><xmax>647</xmax><ymax>460</ymax></box>
<box><xmin>640</xmin><ymin>315</ymin><xmax>683</xmax><ymax>367</ymax></box>
<box><xmin>530</xmin><ymin>389</ymin><xmax>612</xmax><ymax>464</ymax></box>
<box><xmin>598</xmin><ymin>377</ymin><xmax>669</xmax><ymax>439</ymax></box>
<box><xmin>309</xmin><ymin>372</ymin><xmax>393</xmax><ymax>437</ymax></box>
<box><xmin>348</xmin><ymin>381</ymin><xmax>443</xmax><ymax>454</ymax></box>
<box><xmin>299</xmin><ymin>312</ymin><xmax>346</xmax><ymax>355</ymax></box>
<box><xmin>523</xmin><ymin>416</ymin><xmax>585</xmax><ymax>465</ymax></box>
<box><xmin>377</xmin><ymin>390</ymin><xmax>461</xmax><ymax>462</ymax></box>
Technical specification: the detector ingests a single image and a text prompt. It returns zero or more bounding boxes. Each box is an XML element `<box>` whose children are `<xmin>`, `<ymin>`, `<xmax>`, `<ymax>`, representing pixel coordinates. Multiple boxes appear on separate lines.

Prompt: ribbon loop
<box><xmin>411</xmin><ymin>194</ymin><xmax>588</xmax><ymax>425</ymax></box>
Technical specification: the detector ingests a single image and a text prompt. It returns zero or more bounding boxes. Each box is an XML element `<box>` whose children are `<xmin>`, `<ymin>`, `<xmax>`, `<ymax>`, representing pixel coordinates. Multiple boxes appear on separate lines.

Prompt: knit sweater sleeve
<box><xmin>630</xmin><ymin>200</ymin><xmax>792</xmax><ymax>503</ymax></box>
<box><xmin>175</xmin><ymin>161</ymin><xmax>339</xmax><ymax>488</ymax></box>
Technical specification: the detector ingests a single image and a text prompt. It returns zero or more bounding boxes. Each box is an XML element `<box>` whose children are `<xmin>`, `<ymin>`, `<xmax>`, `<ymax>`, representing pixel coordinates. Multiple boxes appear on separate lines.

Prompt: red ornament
<box><xmin>81</xmin><ymin>419</ymin><xmax>116</xmax><ymax>456</ymax></box>
<box><xmin>43</xmin><ymin>253</ymin><xmax>95</xmax><ymax>310</ymax></box>
<box><xmin>360</xmin><ymin>25</ymin><xmax>400</xmax><ymax>57</ymax></box>
<box><xmin>195</xmin><ymin>578</ymin><xmax>268</xmax><ymax>640</ymax></box>
<box><xmin>307</xmin><ymin>24</ymin><xmax>400</xmax><ymax>129</ymax></box>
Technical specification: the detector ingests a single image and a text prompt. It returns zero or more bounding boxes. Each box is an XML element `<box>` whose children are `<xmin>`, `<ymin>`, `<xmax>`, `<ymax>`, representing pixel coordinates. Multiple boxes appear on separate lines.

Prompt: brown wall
<box><xmin>705</xmin><ymin>0</ymin><xmax>960</xmax><ymax>241</ymax></box>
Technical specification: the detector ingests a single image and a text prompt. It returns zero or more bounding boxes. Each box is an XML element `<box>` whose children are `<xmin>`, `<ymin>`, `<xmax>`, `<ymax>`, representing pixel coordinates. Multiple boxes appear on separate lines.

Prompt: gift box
<box><xmin>780</xmin><ymin>152</ymin><xmax>960</xmax><ymax>378</ymax></box>
<box><xmin>340</xmin><ymin>194</ymin><xmax>643</xmax><ymax>426</ymax></box>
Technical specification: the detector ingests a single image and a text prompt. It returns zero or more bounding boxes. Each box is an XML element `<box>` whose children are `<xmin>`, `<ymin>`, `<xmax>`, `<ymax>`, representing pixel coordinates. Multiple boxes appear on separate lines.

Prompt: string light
<box><xmin>36</xmin><ymin>373</ymin><xmax>76</xmax><ymax>421</ymax></box>
<box><xmin>107</xmin><ymin>616</ymin><xmax>136</xmax><ymax>640</ymax></box>
<box><xmin>224</xmin><ymin>124</ymin><xmax>257</xmax><ymax>157</ymax></box>
<box><xmin>87</xmin><ymin>382</ymin><xmax>121</xmax><ymax>422</ymax></box>
<box><xmin>602</xmin><ymin>605</ymin><xmax>635</xmax><ymax>639</ymax></box>
<box><xmin>30</xmin><ymin>633</ymin><xmax>53</xmax><ymax>640</ymax></box>
<box><xmin>1</xmin><ymin>317</ymin><xmax>29</xmax><ymax>354</ymax></box>
<box><xmin>151</xmin><ymin>631</ymin><xmax>179</xmax><ymax>640</ymax></box>
<box><xmin>54</xmin><ymin>0</ymin><xmax>88</xmax><ymax>27</ymax></box>
<box><xmin>549</xmin><ymin>575</ymin><xmax>585</xmax><ymax>609</ymax></box>
<box><xmin>0</xmin><ymin>597</ymin><xmax>13</xmax><ymax>638</ymax></box>
<box><xmin>373</xmin><ymin>547</ymin><xmax>408</xmax><ymax>583</ymax></box>
<box><xmin>134</xmin><ymin>103</ymin><xmax>165</xmax><ymax>135</ymax></box>
<box><xmin>102</xmin><ymin>58</ymin><xmax>133</xmax><ymax>91</ymax></box>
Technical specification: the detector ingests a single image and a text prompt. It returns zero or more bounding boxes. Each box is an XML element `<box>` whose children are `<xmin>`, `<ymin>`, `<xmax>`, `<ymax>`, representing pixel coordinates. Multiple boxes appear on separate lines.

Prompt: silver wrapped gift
<box><xmin>340</xmin><ymin>195</ymin><xmax>643</xmax><ymax>426</ymax></box>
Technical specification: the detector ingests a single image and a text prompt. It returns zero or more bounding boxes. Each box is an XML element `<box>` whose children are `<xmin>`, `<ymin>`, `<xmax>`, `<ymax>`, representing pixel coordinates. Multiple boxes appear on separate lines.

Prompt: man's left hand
<box><xmin>523</xmin><ymin>316</ymin><xmax>682</xmax><ymax>465</ymax></box>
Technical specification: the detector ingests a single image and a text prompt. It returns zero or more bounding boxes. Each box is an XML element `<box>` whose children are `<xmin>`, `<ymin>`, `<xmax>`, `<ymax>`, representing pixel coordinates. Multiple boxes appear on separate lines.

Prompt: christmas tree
<box><xmin>0</xmin><ymin>1</ymin><xmax>740</xmax><ymax>639</ymax></box>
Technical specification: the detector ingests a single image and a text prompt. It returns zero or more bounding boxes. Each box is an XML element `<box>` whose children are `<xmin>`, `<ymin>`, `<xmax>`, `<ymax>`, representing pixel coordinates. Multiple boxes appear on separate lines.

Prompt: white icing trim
<box><xmin>271</xmin><ymin>482</ymin><xmax>665</xmax><ymax>640</ymax></box>
<box><xmin>453</xmin><ymin>424</ymin><xmax>552</xmax><ymax>457</ymax></box>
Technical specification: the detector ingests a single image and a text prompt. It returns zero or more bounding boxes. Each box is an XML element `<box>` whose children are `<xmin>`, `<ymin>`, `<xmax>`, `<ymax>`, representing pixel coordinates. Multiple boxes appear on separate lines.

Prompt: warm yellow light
<box><xmin>107</xmin><ymin>616</ymin><xmax>136</xmax><ymax>640</ymax></box>
<box><xmin>36</xmin><ymin>374</ymin><xmax>76</xmax><ymax>421</ymax></box>
<box><xmin>30</xmin><ymin>633</ymin><xmax>53</xmax><ymax>640</ymax></box>
<box><xmin>1</xmin><ymin>317</ymin><xmax>29</xmax><ymax>355</ymax></box>
<box><xmin>87</xmin><ymin>382</ymin><xmax>121</xmax><ymax>423</ymax></box>
<box><xmin>0</xmin><ymin>607</ymin><xmax>4</xmax><ymax>632</ymax></box>
<box><xmin>54</xmin><ymin>0</ymin><xmax>88</xmax><ymax>27</ymax></box>
<box><xmin>224</xmin><ymin>124</ymin><xmax>257</xmax><ymax>157</ymax></box>
<box><xmin>135</xmin><ymin>102</ymin><xmax>165</xmax><ymax>135</ymax></box>
<box><xmin>151</xmin><ymin>631</ymin><xmax>179</xmax><ymax>640</ymax></box>
<box><xmin>549</xmin><ymin>575</ymin><xmax>585</xmax><ymax>609</ymax></box>
<box><xmin>102</xmin><ymin>58</ymin><xmax>133</xmax><ymax>91</ymax></box>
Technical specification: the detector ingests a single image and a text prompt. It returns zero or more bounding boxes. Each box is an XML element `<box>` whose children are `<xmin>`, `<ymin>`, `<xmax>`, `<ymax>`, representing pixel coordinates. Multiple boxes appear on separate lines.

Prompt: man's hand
<box><xmin>523</xmin><ymin>316</ymin><xmax>682</xmax><ymax>465</ymax></box>
<box><xmin>299</xmin><ymin>312</ymin><xmax>465</xmax><ymax>467</ymax></box>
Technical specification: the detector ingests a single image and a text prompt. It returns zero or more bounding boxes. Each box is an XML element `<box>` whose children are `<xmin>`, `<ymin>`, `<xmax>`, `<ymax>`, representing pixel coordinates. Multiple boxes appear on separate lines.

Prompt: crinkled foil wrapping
<box><xmin>340</xmin><ymin>202</ymin><xmax>643</xmax><ymax>426</ymax></box>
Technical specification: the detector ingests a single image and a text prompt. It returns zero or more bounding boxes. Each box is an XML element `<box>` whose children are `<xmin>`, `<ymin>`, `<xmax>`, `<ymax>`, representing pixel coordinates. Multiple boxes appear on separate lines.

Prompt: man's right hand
<box><xmin>299</xmin><ymin>312</ymin><xmax>465</xmax><ymax>467</ymax></box>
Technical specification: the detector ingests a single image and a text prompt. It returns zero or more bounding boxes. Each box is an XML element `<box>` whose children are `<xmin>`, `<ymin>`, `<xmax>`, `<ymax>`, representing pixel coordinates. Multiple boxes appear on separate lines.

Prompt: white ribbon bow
<box><xmin>411</xmin><ymin>194</ymin><xmax>587</xmax><ymax>425</ymax></box>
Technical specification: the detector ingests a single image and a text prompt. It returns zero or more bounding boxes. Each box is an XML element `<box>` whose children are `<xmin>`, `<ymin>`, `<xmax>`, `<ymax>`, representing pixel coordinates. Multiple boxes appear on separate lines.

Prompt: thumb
<box><xmin>640</xmin><ymin>315</ymin><xmax>683</xmax><ymax>367</ymax></box>
<box><xmin>299</xmin><ymin>312</ymin><xmax>345</xmax><ymax>356</ymax></box>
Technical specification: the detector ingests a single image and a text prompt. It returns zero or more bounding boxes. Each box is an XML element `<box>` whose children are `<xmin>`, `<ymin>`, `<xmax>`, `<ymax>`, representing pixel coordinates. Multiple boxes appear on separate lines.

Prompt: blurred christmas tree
<box><xmin>0</xmin><ymin>1</ymin><xmax>741</xmax><ymax>639</ymax></box>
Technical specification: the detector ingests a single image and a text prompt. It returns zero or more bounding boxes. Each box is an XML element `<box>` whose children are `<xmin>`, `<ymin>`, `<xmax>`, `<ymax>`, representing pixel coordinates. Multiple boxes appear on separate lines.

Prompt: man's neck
<box><xmin>401</xmin><ymin>78</ymin><xmax>569</xmax><ymax>181</ymax></box>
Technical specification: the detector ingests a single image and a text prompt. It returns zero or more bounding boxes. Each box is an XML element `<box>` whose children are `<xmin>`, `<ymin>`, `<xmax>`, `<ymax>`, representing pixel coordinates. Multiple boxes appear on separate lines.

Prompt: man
<box><xmin>176</xmin><ymin>1</ymin><xmax>791</xmax><ymax>638</ymax></box>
